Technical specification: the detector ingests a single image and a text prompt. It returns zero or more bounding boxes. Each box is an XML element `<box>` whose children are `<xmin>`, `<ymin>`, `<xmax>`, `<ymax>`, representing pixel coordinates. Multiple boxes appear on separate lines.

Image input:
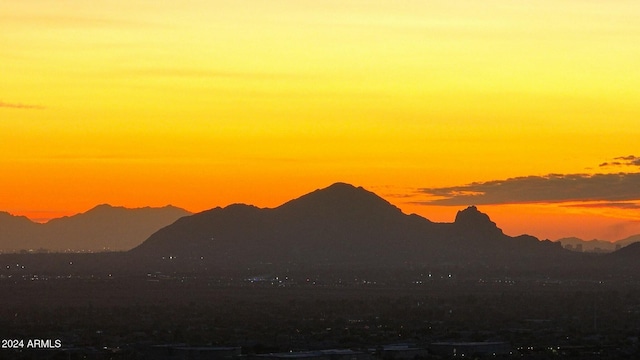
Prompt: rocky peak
<box><xmin>454</xmin><ymin>206</ymin><xmax>502</xmax><ymax>235</ymax></box>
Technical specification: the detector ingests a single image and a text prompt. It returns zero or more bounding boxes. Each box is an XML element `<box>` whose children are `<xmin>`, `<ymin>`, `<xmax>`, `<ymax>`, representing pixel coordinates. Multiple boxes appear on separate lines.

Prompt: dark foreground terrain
<box><xmin>2</xmin><ymin>268</ymin><xmax>640</xmax><ymax>359</ymax></box>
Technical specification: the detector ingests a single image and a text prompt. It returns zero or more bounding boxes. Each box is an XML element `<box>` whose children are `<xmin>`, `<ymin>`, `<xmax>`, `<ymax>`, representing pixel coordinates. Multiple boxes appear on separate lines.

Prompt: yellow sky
<box><xmin>1</xmin><ymin>1</ymin><xmax>639</xmax><ymax>240</ymax></box>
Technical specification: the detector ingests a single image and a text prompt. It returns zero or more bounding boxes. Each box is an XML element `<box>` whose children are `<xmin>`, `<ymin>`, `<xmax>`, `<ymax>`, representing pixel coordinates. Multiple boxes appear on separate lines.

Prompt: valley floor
<box><xmin>1</xmin><ymin>272</ymin><xmax>640</xmax><ymax>359</ymax></box>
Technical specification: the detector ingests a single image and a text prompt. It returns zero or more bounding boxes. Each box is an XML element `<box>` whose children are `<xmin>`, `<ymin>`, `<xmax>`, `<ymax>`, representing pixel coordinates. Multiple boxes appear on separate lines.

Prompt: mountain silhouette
<box><xmin>554</xmin><ymin>234</ymin><xmax>640</xmax><ymax>253</ymax></box>
<box><xmin>615</xmin><ymin>234</ymin><xmax>640</xmax><ymax>248</ymax></box>
<box><xmin>555</xmin><ymin>237</ymin><xmax>615</xmax><ymax>252</ymax></box>
<box><xmin>130</xmin><ymin>183</ymin><xmax>565</xmax><ymax>270</ymax></box>
<box><xmin>0</xmin><ymin>212</ymin><xmax>42</xmax><ymax>251</ymax></box>
<box><xmin>0</xmin><ymin>205</ymin><xmax>191</xmax><ymax>252</ymax></box>
<box><xmin>275</xmin><ymin>182</ymin><xmax>406</xmax><ymax>219</ymax></box>
<box><xmin>130</xmin><ymin>183</ymin><xmax>431</xmax><ymax>266</ymax></box>
<box><xmin>451</xmin><ymin>205</ymin><xmax>503</xmax><ymax>243</ymax></box>
<box><xmin>602</xmin><ymin>241</ymin><xmax>640</xmax><ymax>270</ymax></box>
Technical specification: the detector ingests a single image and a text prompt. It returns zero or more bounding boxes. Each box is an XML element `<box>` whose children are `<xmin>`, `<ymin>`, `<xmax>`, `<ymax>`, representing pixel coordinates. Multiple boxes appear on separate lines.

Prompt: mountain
<box><xmin>130</xmin><ymin>183</ymin><xmax>565</xmax><ymax>271</ymax></box>
<box><xmin>601</xmin><ymin>242</ymin><xmax>640</xmax><ymax>271</ymax></box>
<box><xmin>0</xmin><ymin>212</ymin><xmax>42</xmax><ymax>251</ymax></box>
<box><xmin>615</xmin><ymin>234</ymin><xmax>640</xmax><ymax>248</ymax></box>
<box><xmin>130</xmin><ymin>183</ymin><xmax>436</xmax><ymax>266</ymax></box>
<box><xmin>0</xmin><ymin>205</ymin><xmax>191</xmax><ymax>252</ymax></box>
<box><xmin>555</xmin><ymin>234</ymin><xmax>640</xmax><ymax>253</ymax></box>
<box><xmin>555</xmin><ymin>237</ymin><xmax>616</xmax><ymax>253</ymax></box>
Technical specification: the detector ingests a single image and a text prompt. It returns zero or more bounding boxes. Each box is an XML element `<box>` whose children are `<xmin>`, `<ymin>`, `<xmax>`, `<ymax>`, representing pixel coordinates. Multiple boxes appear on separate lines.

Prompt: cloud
<box><xmin>599</xmin><ymin>155</ymin><xmax>640</xmax><ymax>168</ymax></box>
<box><xmin>417</xmin><ymin>172</ymin><xmax>640</xmax><ymax>206</ymax></box>
<box><xmin>0</xmin><ymin>101</ymin><xmax>44</xmax><ymax>110</ymax></box>
<box><xmin>562</xmin><ymin>202</ymin><xmax>640</xmax><ymax>210</ymax></box>
<box><xmin>615</xmin><ymin>155</ymin><xmax>637</xmax><ymax>161</ymax></box>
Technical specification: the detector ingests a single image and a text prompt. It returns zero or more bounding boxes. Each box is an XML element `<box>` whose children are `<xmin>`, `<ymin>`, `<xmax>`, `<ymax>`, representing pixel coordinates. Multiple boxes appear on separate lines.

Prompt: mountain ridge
<box><xmin>0</xmin><ymin>205</ymin><xmax>191</xmax><ymax>252</ymax></box>
<box><xmin>2</xmin><ymin>183</ymin><xmax>639</xmax><ymax>275</ymax></box>
<box><xmin>130</xmin><ymin>183</ymin><xmax>567</xmax><ymax>270</ymax></box>
<box><xmin>555</xmin><ymin>234</ymin><xmax>640</xmax><ymax>253</ymax></box>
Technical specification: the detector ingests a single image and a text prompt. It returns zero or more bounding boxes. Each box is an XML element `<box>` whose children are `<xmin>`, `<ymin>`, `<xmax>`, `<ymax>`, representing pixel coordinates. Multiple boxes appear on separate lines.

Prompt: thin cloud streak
<box><xmin>562</xmin><ymin>202</ymin><xmax>640</xmax><ymax>210</ymax></box>
<box><xmin>0</xmin><ymin>101</ymin><xmax>45</xmax><ymax>110</ymax></box>
<box><xmin>417</xmin><ymin>173</ymin><xmax>640</xmax><ymax>206</ymax></box>
<box><xmin>599</xmin><ymin>155</ymin><xmax>640</xmax><ymax>168</ymax></box>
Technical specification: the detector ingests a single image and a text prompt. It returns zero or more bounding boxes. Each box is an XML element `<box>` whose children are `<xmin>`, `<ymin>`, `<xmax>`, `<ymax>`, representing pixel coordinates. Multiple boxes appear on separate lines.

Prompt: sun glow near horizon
<box><xmin>2</xmin><ymin>0</ymin><xmax>639</xmax><ymax>241</ymax></box>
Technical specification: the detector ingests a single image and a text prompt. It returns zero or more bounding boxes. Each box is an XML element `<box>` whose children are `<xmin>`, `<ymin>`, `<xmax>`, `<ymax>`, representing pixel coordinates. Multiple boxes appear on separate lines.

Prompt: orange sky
<box><xmin>1</xmin><ymin>1</ymin><xmax>639</xmax><ymax>241</ymax></box>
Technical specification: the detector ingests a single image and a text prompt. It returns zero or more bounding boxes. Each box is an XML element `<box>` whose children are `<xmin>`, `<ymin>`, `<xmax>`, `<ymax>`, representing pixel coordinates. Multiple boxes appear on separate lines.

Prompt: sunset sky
<box><xmin>2</xmin><ymin>1</ymin><xmax>639</xmax><ymax>241</ymax></box>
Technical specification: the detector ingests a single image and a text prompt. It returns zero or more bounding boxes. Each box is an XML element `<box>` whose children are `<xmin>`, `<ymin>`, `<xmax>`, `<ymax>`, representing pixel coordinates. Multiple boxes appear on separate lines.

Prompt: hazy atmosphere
<box><xmin>2</xmin><ymin>1</ymin><xmax>640</xmax><ymax>241</ymax></box>
<box><xmin>3</xmin><ymin>3</ymin><xmax>640</xmax><ymax>358</ymax></box>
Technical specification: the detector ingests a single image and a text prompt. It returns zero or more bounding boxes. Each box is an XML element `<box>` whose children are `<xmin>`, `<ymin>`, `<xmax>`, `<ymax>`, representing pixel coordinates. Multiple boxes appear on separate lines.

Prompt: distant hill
<box><xmin>0</xmin><ymin>212</ymin><xmax>42</xmax><ymax>251</ymax></box>
<box><xmin>608</xmin><ymin>242</ymin><xmax>640</xmax><ymax>259</ymax></box>
<box><xmin>130</xmin><ymin>183</ymin><xmax>566</xmax><ymax>271</ymax></box>
<box><xmin>0</xmin><ymin>205</ymin><xmax>191</xmax><ymax>252</ymax></box>
<box><xmin>555</xmin><ymin>234</ymin><xmax>640</xmax><ymax>253</ymax></box>
<box><xmin>4</xmin><ymin>183</ymin><xmax>640</xmax><ymax>276</ymax></box>
<box><xmin>601</xmin><ymin>242</ymin><xmax>640</xmax><ymax>271</ymax></box>
<box><xmin>616</xmin><ymin>234</ymin><xmax>640</xmax><ymax>248</ymax></box>
<box><xmin>555</xmin><ymin>237</ymin><xmax>616</xmax><ymax>253</ymax></box>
